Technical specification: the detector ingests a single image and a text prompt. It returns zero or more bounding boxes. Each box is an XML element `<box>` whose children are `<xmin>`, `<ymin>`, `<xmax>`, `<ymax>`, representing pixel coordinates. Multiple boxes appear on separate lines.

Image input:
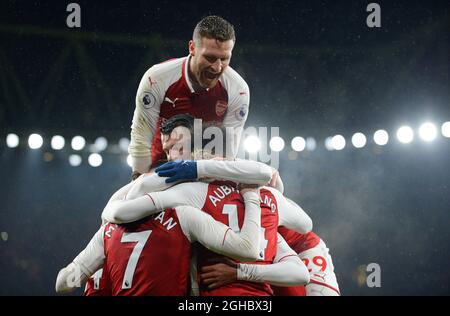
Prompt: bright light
<box><xmin>94</xmin><ymin>137</ymin><xmax>108</xmax><ymax>152</ymax></box>
<box><xmin>291</xmin><ymin>137</ymin><xmax>306</xmax><ymax>152</ymax></box>
<box><xmin>126</xmin><ymin>155</ymin><xmax>133</xmax><ymax>167</ymax></box>
<box><xmin>69</xmin><ymin>154</ymin><xmax>82</xmax><ymax>167</ymax></box>
<box><xmin>119</xmin><ymin>137</ymin><xmax>130</xmax><ymax>152</ymax></box>
<box><xmin>374</xmin><ymin>130</ymin><xmax>389</xmax><ymax>146</ymax></box>
<box><xmin>418</xmin><ymin>122</ymin><xmax>437</xmax><ymax>142</ymax></box>
<box><xmin>71</xmin><ymin>136</ymin><xmax>86</xmax><ymax>151</ymax></box>
<box><xmin>1</xmin><ymin>232</ymin><xmax>8</xmax><ymax>242</ymax></box>
<box><xmin>269</xmin><ymin>137</ymin><xmax>285</xmax><ymax>152</ymax></box>
<box><xmin>305</xmin><ymin>137</ymin><xmax>316</xmax><ymax>151</ymax></box>
<box><xmin>244</xmin><ymin>136</ymin><xmax>261</xmax><ymax>153</ymax></box>
<box><xmin>51</xmin><ymin>135</ymin><xmax>65</xmax><ymax>150</ymax></box>
<box><xmin>324</xmin><ymin>137</ymin><xmax>334</xmax><ymax>151</ymax></box>
<box><xmin>441</xmin><ymin>122</ymin><xmax>450</xmax><ymax>138</ymax></box>
<box><xmin>6</xmin><ymin>134</ymin><xmax>19</xmax><ymax>148</ymax></box>
<box><xmin>397</xmin><ymin>126</ymin><xmax>414</xmax><ymax>144</ymax></box>
<box><xmin>331</xmin><ymin>135</ymin><xmax>346</xmax><ymax>151</ymax></box>
<box><xmin>88</xmin><ymin>153</ymin><xmax>103</xmax><ymax>167</ymax></box>
<box><xmin>28</xmin><ymin>134</ymin><xmax>43</xmax><ymax>149</ymax></box>
<box><xmin>352</xmin><ymin>133</ymin><xmax>367</xmax><ymax>148</ymax></box>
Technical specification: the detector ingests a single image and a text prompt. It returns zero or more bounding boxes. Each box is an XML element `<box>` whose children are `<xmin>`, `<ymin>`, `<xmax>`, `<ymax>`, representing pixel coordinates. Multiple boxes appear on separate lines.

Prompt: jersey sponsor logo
<box><xmin>142</xmin><ymin>92</ymin><xmax>157</xmax><ymax>109</ymax></box>
<box><xmin>208</xmin><ymin>185</ymin><xmax>236</xmax><ymax>207</ymax></box>
<box><xmin>313</xmin><ymin>273</ymin><xmax>326</xmax><ymax>282</ymax></box>
<box><xmin>235</xmin><ymin>105</ymin><xmax>247</xmax><ymax>121</ymax></box>
<box><xmin>215</xmin><ymin>100</ymin><xmax>228</xmax><ymax>116</ymax></box>
<box><xmin>153</xmin><ymin>211</ymin><xmax>178</xmax><ymax>231</ymax></box>
<box><xmin>164</xmin><ymin>97</ymin><xmax>190</xmax><ymax>108</ymax></box>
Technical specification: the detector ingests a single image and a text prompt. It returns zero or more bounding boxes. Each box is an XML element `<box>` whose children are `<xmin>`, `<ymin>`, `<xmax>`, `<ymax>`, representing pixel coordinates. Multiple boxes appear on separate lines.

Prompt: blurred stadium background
<box><xmin>0</xmin><ymin>0</ymin><xmax>449</xmax><ymax>295</ymax></box>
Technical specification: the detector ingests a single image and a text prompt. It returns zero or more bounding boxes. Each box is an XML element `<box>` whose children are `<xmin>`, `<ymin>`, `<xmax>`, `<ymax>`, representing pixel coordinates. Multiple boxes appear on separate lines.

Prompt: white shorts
<box><xmin>298</xmin><ymin>239</ymin><xmax>340</xmax><ymax>296</ymax></box>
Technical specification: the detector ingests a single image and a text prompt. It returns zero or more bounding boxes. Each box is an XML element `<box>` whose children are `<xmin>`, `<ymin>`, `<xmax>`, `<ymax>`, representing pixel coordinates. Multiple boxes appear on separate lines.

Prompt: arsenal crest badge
<box><xmin>215</xmin><ymin>100</ymin><xmax>228</xmax><ymax>116</ymax></box>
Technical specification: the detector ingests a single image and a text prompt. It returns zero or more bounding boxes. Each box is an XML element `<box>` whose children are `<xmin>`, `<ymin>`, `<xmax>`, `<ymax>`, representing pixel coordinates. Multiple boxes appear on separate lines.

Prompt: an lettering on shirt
<box><xmin>153</xmin><ymin>211</ymin><xmax>178</xmax><ymax>231</ymax></box>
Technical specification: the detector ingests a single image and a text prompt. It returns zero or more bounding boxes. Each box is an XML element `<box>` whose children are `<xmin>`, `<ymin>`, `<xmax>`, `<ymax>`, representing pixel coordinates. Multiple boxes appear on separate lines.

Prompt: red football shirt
<box><xmin>272</xmin><ymin>230</ymin><xmax>321</xmax><ymax>296</ymax></box>
<box><xmin>198</xmin><ymin>184</ymin><xmax>279</xmax><ymax>296</ymax></box>
<box><xmin>277</xmin><ymin>229</ymin><xmax>321</xmax><ymax>254</ymax></box>
<box><xmin>84</xmin><ymin>268</ymin><xmax>111</xmax><ymax>296</ymax></box>
<box><xmin>103</xmin><ymin>210</ymin><xmax>191</xmax><ymax>296</ymax></box>
<box><xmin>151</xmin><ymin>58</ymin><xmax>230</xmax><ymax>167</ymax></box>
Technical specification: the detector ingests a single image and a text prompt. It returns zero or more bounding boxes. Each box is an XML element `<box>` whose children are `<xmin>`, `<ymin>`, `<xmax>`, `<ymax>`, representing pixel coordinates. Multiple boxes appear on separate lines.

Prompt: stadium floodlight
<box><xmin>374</xmin><ymin>130</ymin><xmax>389</xmax><ymax>146</ymax></box>
<box><xmin>269</xmin><ymin>136</ymin><xmax>285</xmax><ymax>152</ymax></box>
<box><xmin>71</xmin><ymin>136</ymin><xmax>86</xmax><ymax>151</ymax></box>
<box><xmin>69</xmin><ymin>154</ymin><xmax>82</xmax><ymax>167</ymax></box>
<box><xmin>352</xmin><ymin>133</ymin><xmax>367</xmax><ymax>148</ymax></box>
<box><xmin>418</xmin><ymin>122</ymin><xmax>437</xmax><ymax>142</ymax></box>
<box><xmin>88</xmin><ymin>153</ymin><xmax>102</xmax><ymax>167</ymax></box>
<box><xmin>305</xmin><ymin>137</ymin><xmax>316</xmax><ymax>151</ymax></box>
<box><xmin>397</xmin><ymin>126</ymin><xmax>414</xmax><ymax>144</ymax></box>
<box><xmin>119</xmin><ymin>137</ymin><xmax>130</xmax><ymax>152</ymax></box>
<box><xmin>291</xmin><ymin>137</ymin><xmax>306</xmax><ymax>152</ymax></box>
<box><xmin>441</xmin><ymin>122</ymin><xmax>450</xmax><ymax>138</ymax></box>
<box><xmin>6</xmin><ymin>134</ymin><xmax>19</xmax><ymax>148</ymax></box>
<box><xmin>28</xmin><ymin>134</ymin><xmax>43</xmax><ymax>149</ymax></box>
<box><xmin>94</xmin><ymin>137</ymin><xmax>108</xmax><ymax>152</ymax></box>
<box><xmin>127</xmin><ymin>155</ymin><xmax>133</xmax><ymax>167</ymax></box>
<box><xmin>331</xmin><ymin>135</ymin><xmax>346</xmax><ymax>151</ymax></box>
<box><xmin>324</xmin><ymin>137</ymin><xmax>334</xmax><ymax>151</ymax></box>
<box><xmin>51</xmin><ymin>135</ymin><xmax>65</xmax><ymax>150</ymax></box>
<box><xmin>244</xmin><ymin>135</ymin><xmax>261</xmax><ymax>153</ymax></box>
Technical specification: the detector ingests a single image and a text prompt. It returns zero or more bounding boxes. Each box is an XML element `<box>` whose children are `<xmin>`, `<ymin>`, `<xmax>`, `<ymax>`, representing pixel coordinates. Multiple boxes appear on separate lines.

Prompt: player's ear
<box><xmin>189</xmin><ymin>40</ymin><xmax>196</xmax><ymax>56</ymax></box>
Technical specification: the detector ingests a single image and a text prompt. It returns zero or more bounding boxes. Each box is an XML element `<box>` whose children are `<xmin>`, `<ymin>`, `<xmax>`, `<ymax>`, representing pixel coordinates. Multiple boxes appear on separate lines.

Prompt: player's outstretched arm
<box><xmin>102</xmin><ymin>194</ymin><xmax>160</xmax><ymax>224</ymax></box>
<box><xmin>55</xmin><ymin>226</ymin><xmax>105</xmax><ymax>294</ymax></box>
<box><xmin>268</xmin><ymin>187</ymin><xmax>313</xmax><ymax>233</ymax></box>
<box><xmin>176</xmin><ymin>190</ymin><xmax>261</xmax><ymax>262</ymax></box>
<box><xmin>102</xmin><ymin>181</ymin><xmax>205</xmax><ymax>224</ymax></box>
<box><xmin>200</xmin><ymin>234</ymin><xmax>310</xmax><ymax>289</ymax></box>
<box><xmin>125</xmin><ymin>172</ymin><xmax>173</xmax><ymax>200</ymax></box>
<box><xmin>129</xmin><ymin>67</ymin><xmax>164</xmax><ymax>175</ymax></box>
<box><xmin>155</xmin><ymin>159</ymin><xmax>273</xmax><ymax>185</ymax></box>
<box><xmin>237</xmin><ymin>233</ymin><xmax>310</xmax><ymax>286</ymax></box>
<box><xmin>101</xmin><ymin>172</ymin><xmax>175</xmax><ymax>223</ymax></box>
<box><xmin>221</xmin><ymin>79</ymin><xmax>250</xmax><ymax>158</ymax></box>
<box><xmin>101</xmin><ymin>179</ymin><xmax>148</xmax><ymax>223</ymax></box>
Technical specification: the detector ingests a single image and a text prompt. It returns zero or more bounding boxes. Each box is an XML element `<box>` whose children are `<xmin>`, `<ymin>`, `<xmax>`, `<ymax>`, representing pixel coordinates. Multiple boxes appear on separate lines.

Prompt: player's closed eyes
<box><xmin>204</xmin><ymin>56</ymin><xmax>218</xmax><ymax>63</ymax></box>
<box><xmin>204</xmin><ymin>56</ymin><xmax>229</xmax><ymax>64</ymax></box>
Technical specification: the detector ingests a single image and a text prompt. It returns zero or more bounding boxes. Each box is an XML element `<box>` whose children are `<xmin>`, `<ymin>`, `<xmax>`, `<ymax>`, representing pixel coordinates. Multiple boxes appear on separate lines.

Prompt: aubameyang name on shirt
<box><xmin>208</xmin><ymin>185</ymin><xmax>236</xmax><ymax>207</ymax></box>
<box><xmin>261</xmin><ymin>194</ymin><xmax>277</xmax><ymax>213</ymax></box>
<box><xmin>153</xmin><ymin>211</ymin><xmax>178</xmax><ymax>231</ymax></box>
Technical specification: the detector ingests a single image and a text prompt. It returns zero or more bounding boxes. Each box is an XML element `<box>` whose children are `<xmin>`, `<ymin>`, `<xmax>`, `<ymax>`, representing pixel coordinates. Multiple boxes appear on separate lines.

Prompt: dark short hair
<box><xmin>193</xmin><ymin>15</ymin><xmax>235</xmax><ymax>43</ymax></box>
<box><xmin>160</xmin><ymin>114</ymin><xmax>195</xmax><ymax>135</ymax></box>
<box><xmin>161</xmin><ymin>116</ymin><xmax>232</xmax><ymax>159</ymax></box>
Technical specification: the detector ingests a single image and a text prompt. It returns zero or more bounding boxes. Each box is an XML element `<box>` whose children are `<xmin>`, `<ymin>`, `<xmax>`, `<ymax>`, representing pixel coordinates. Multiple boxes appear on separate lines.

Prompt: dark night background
<box><xmin>0</xmin><ymin>0</ymin><xmax>449</xmax><ymax>295</ymax></box>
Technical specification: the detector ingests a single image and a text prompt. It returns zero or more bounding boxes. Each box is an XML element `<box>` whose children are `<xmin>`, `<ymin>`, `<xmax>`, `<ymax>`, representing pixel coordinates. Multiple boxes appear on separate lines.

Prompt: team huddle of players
<box><xmin>55</xmin><ymin>15</ymin><xmax>340</xmax><ymax>296</ymax></box>
<box><xmin>56</xmin><ymin>115</ymin><xmax>340</xmax><ymax>296</ymax></box>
